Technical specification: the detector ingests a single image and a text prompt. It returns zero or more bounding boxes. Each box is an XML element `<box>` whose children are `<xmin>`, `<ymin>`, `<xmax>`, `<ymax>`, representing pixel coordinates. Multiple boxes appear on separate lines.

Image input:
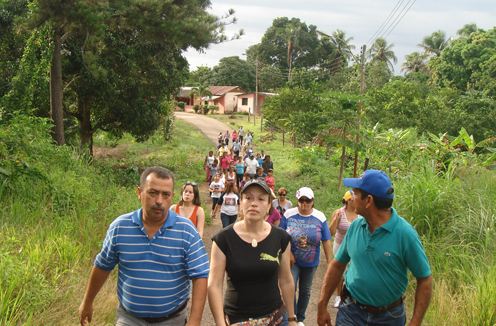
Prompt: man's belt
<box><xmin>121</xmin><ymin>299</ymin><xmax>188</xmax><ymax>324</ymax></box>
<box><xmin>342</xmin><ymin>284</ymin><xmax>404</xmax><ymax>314</ymax></box>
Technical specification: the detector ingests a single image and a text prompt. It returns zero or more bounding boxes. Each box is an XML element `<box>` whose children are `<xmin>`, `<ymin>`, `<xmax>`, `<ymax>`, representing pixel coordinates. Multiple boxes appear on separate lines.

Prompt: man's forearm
<box><xmin>408</xmin><ymin>275</ymin><xmax>432</xmax><ymax>326</ymax></box>
<box><xmin>188</xmin><ymin>277</ymin><xmax>208</xmax><ymax>325</ymax></box>
<box><xmin>318</xmin><ymin>259</ymin><xmax>346</xmax><ymax>310</ymax></box>
<box><xmin>82</xmin><ymin>265</ymin><xmax>112</xmax><ymax>304</ymax></box>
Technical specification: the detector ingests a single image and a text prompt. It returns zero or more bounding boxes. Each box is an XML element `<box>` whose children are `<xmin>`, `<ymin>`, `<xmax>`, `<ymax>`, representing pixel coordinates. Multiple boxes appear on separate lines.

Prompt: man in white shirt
<box><xmin>244</xmin><ymin>153</ymin><xmax>259</xmax><ymax>179</ymax></box>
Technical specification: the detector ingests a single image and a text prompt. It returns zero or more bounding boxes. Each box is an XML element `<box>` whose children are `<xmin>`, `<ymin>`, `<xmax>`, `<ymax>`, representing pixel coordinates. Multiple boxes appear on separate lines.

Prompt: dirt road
<box><xmin>175</xmin><ymin>112</ymin><xmax>338</xmax><ymax>326</ymax></box>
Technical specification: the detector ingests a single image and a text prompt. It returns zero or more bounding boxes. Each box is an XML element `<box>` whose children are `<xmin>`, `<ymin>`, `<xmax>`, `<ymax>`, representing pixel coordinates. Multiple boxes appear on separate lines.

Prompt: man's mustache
<box><xmin>151</xmin><ymin>205</ymin><xmax>165</xmax><ymax>211</ymax></box>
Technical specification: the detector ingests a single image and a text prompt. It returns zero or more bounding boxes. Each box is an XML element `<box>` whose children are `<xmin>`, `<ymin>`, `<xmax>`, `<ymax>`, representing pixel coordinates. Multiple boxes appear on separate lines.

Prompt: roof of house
<box><xmin>177</xmin><ymin>86</ymin><xmax>246</xmax><ymax>98</ymax></box>
<box><xmin>207</xmin><ymin>86</ymin><xmax>245</xmax><ymax>95</ymax></box>
<box><xmin>238</xmin><ymin>92</ymin><xmax>277</xmax><ymax>97</ymax></box>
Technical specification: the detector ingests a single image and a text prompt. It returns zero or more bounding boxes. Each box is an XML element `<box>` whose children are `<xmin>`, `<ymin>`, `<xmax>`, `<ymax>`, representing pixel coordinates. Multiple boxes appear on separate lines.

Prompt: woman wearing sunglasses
<box><xmin>279</xmin><ymin>187</ymin><xmax>332</xmax><ymax>326</ymax></box>
<box><xmin>273</xmin><ymin>188</ymin><xmax>292</xmax><ymax>216</ymax></box>
<box><xmin>209</xmin><ymin>179</ymin><xmax>297</xmax><ymax>326</ymax></box>
<box><xmin>171</xmin><ymin>181</ymin><xmax>205</xmax><ymax>238</ymax></box>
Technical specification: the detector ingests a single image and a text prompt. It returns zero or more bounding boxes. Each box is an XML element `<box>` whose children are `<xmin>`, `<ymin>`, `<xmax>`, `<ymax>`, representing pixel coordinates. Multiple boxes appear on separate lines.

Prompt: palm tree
<box><xmin>400</xmin><ymin>52</ymin><xmax>429</xmax><ymax>75</ymax></box>
<box><xmin>190</xmin><ymin>84</ymin><xmax>213</xmax><ymax>106</ymax></box>
<box><xmin>457</xmin><ymin>23</ymin><xmax>477</xmax><ymax>38</ymax></box>
<box><xmin>316</xmin><ymin>29</ymin><xmax>355</xmax><ymax>73</ymax></box>
<box><xmin>418</xmin><ymin>30</ymin><xmax>451</xmax><ymax>57</ymax></box>
<box><xmin>277</xmin><ymin>24</ymin><xmax>301</xmax><ymax>81</ymax></box>
<box><xmin>367</xmin><ymin>37</ymin><xmax>397</xmax><ymax>72</ymax></box>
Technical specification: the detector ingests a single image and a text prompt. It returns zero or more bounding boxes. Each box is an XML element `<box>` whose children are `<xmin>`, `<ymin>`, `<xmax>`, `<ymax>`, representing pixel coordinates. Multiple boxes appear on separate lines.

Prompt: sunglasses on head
<box><xmin>184</xmin><ymin>181</ymin><xmax>197</xmax><ymax>186</ymax></box>
<box><xmin>298</xmin><ymin>197</ymin><xmax>313</xmax><ymax>204</ymax></box>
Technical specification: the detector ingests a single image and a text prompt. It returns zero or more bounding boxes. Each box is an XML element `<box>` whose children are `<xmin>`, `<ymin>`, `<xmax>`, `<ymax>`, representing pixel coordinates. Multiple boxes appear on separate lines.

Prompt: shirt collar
<box><xmin>360</xmin><ymin>207</ymin><xmax>398</xmax><ymax>232</ymax></box>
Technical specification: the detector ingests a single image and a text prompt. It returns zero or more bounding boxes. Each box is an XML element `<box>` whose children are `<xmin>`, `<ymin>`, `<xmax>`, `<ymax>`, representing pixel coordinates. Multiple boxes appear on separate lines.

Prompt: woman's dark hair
<box><xmin>178</xmin><ymin>183</ymin><xmax>201</xmax><ymax>206</ymax></box>
<box><xmin>359</xmin><ymin>190</ymin><xmax>393</xmax><ymax>209</ymax></box>
<box><xmin>225</xmin><ymin>181</ymin><xmax>236</xmax><ymax>194</ymax></box>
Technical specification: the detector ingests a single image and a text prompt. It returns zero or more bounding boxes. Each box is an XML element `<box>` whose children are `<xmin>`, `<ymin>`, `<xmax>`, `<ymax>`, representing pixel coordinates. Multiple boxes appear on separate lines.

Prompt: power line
<box><xmin>366</xmin><ymin>0</ymin><xmax>405</xmax><ymax>46</ymax></box>
<box><xmin>378</xmin><ymin>0</ymin><xmax>415</xmax><ymax>40</ymax></box>
<box><xmin>382</xmin><ymin>0</ymin><xmax>418</xmax><ymax>39</ymax></box>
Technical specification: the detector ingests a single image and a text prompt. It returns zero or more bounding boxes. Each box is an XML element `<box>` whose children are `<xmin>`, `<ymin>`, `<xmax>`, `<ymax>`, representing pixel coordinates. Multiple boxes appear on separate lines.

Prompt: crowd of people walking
<box><xmin>79</xmin><ymin>123</ymin><xmax>433</xmax><ymax>326</ymax></box>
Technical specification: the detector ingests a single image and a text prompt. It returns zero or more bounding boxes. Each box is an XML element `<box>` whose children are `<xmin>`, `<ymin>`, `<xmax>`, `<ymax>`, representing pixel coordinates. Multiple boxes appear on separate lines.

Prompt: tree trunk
<box><xmin>333</xmin><ymin>52</ymin><xmax>341</xmax><ymax>74</ymax></box>
<box><xmin>338</xmin><ymin>144</ymin><xmax>346</xmax><ymax>190</ymax></box>
<box><xmin>50</xmin><ymin>28</ymin><xmax>65</xmax><ymax>145</ymax></box>
<box><xmin>79</xmin><ymin>99</ymin><xmax>94</xmax><ymax>156</ymax></box>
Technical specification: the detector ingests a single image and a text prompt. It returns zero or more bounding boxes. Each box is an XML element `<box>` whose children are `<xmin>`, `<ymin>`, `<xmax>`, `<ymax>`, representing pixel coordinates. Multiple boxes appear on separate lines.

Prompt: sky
<box><xmin>183</xmin><ymin>0</ymin><xmax>495</xmax><ymax>76</ymax></box>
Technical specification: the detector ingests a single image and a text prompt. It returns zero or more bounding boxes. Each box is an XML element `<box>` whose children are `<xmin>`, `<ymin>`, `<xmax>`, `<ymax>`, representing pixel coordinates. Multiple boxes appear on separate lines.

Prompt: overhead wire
<box><xmin>382</xmin><ymin>0</ymin><xmax>418</xmax><ymax>39</ymax></box>
<box><xmin>366</xmin><ymin>0</ymin><xmax>405</xmax><ymax>46</ymax></box>
<box><xmin>378</xmin><ymin>0</ymin><xmax>414</xmax><ymax>40</ymax></box>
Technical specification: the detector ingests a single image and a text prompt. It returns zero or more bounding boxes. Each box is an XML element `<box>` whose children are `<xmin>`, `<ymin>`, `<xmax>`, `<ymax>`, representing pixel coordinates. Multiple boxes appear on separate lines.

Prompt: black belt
<box><xmin>342</xmin><ymin>284</ymin><xmax>404</xmax><ymax>314</ymax></box>
<box><xmin>121</xmin><ymin>299</ymin><xmax>188</xmax><ymax>324</ymax></box>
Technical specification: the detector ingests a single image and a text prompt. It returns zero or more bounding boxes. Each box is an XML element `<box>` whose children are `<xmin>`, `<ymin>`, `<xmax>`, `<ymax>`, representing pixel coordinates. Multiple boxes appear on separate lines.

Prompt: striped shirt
<box><xmin>94</xmin><ymin>208</ymin><xmax>209</xmax><ymax>318</ymax></box>
<box><xmin>334</xmin><ymin>207</ymin><xmax>352</xmax><ymax>246</ymax></box>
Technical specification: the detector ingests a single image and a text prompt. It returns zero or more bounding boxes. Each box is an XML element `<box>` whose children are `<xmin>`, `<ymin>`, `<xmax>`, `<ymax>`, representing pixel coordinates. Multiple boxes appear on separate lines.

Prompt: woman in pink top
<box><xmin>220</xmin><ymin>152</ymin><xmax>230</xmax><ymax>169</ymax></box>
<box><xmin>328</xmin><ymin>190</ymin><xmax>359</xmax><ymax>308</ymax></box>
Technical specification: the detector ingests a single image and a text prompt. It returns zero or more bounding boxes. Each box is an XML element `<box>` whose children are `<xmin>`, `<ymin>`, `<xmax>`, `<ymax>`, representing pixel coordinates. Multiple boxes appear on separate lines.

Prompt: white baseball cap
<box><xmin>296</xmin><ymin>187</ymin><xmax>314</xmax><ymax>200</ymax></box>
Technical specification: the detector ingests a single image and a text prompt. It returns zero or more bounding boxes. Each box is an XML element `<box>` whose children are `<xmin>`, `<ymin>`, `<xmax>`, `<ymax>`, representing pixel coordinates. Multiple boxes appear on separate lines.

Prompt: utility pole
<box><xmin>353</xmin><ymin>44</ymin><xmax>366</xmax><ymax>178</ymax></box>
<box><xmin>254</xmin><ymin>56</ymin><xmax>258</xmax><ymax>127</ymax></box>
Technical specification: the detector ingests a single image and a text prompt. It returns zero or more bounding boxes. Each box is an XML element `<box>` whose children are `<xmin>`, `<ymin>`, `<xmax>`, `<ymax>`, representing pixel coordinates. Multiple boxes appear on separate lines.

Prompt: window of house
<box><xmin>242</xmin><ymin>98</ymin><xmax>248</xmax><ymax>106</ymax></box>
<box><xmin>214</xmin><ymin>100</ymin><xmax>218</xmax><ymax>105</ymax></box>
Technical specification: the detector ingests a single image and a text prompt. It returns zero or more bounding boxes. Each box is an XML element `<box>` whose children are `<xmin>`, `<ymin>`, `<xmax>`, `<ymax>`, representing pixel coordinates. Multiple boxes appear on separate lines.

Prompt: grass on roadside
<box><xmin>0</xmin><ymin>118</ymin><xmax>213</xmax><ymax>325</ymax></box>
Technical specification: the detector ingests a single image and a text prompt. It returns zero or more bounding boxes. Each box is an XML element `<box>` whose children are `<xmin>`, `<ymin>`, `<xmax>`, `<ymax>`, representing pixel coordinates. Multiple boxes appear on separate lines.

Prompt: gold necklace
<box><xmin>242</xmin><ymin>221</ymin><xmax>266</xmax><ymax>247</ymax></box>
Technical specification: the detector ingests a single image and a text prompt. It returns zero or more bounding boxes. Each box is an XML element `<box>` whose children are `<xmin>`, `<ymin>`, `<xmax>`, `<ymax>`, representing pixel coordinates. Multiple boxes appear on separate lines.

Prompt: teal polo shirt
<box><xmin>335</xmin><ymin>207</ymin><xmax>431</xmax><ymax>307</ymax></box>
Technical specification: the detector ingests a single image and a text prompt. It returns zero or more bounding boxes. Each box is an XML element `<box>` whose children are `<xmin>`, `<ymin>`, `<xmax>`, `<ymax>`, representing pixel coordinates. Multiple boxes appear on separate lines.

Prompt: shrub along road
<box><xmin>175</xmin><ymin>112</ymin><xmax>338</xmax><ymax>325</ymax></box>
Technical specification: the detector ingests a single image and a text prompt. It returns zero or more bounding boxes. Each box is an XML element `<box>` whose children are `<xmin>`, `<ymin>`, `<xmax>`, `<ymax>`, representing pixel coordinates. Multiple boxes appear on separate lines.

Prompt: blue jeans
<box><xmin>336</xmin><ymin>297</ymin><xmax>406</xmax><ymax>326</ymax></box>
<box><xmin>221</xmin><ymin>213</ymin><xmax>237</xmax><ymax>228</ymax></box>
<box><xmin>291</xmin><ymin>264</ymin><xmax>318</xmax><ymax>322</ymax></box>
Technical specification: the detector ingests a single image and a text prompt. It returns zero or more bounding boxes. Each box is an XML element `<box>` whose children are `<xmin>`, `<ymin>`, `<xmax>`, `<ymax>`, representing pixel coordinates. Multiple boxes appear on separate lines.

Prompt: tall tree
<box><xmin>457</xmin><ymin>23</ymin><xmax>478</xmax><ymax>38</ymax></box>
<box><xmin>400</xmin><ymin>52</ymin><xmax>429</xmax><ymax>75</ymax></box>
<box><xmin>277</xmin><ymin>24</ymin><xmax>301</xmax><ymax>80</ymax></box>
<box><xmin>187</xmin><ymin>65</ymin><xmax>213</xmax><ymax>85</ymax></box>
<box><xmin>316</xmin><ymin>29</ymin><xmax>355</xmax><ymax>73</ymax></box>
<box><xmin>418</xmin><ymin>30</ymin><xmax>451</xmax><ymax>57</ymax></box>
<box><xmin>367</xmin><ymin>37</ymin><xmax>397</xmax><ymax>72</ymax></box>
<box><xmin>8</xmin><ymin>0</ymin><xmax>242</xmax><ymax>152</ymax></box>
<box><xmin>253</xmin><ymin>17</ymin><xmax>322</xmax><ymax>71</ymax></box>
<box><xmin>210</xmin><ymin>56</ymin><xmax>256</xmax><ymax>92</ymax></box>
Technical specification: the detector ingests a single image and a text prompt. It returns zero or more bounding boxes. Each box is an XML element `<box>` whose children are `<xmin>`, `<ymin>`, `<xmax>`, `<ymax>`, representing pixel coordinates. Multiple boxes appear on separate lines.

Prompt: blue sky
<box><xmin>183</xmin><ymin>0</ymin><xmax>495</xmax><ymax>75</ymax></box>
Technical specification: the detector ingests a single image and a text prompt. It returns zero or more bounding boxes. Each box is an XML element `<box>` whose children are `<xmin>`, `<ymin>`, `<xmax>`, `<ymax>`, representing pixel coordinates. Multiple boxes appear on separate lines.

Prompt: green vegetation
<box><xmin>216</xmin><ymin>114</ymin><xmax>496</xmax><ymax>325</ymax></box>
<box><xmin>0</xmin><ymin>117</ymin><xmax>212</xmax><ymax>325</ymax></box>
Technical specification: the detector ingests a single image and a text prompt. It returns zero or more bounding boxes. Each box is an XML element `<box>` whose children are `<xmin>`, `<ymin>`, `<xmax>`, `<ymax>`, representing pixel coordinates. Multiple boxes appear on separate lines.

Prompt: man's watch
<box><xmin>288</xmin><ymin>316</ymin><xmax>297</xmax><ymax>322</ymax></box>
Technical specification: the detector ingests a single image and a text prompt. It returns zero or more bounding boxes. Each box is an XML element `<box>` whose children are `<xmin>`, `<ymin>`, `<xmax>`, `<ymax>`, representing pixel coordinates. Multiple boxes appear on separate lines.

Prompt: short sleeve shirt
<box><xmin>210</xmin><ymin>182</ymin><xmax>224</xmax><ymax>198</ymax></box>
<box><xmin>218</xmin><ymin>192</ymin><xmax>239</xmax><ymax>215</ymax></box>
<box><xmin>279</xmin><ymin>207</ymin><xmax>332</xmax><ymax>267</ymax></box>
<box><xmin>245</xmin><ymin>159</ymin><xmax>259</xmax><ymax>174</ymax></box>
<box><xmin>335</xmin><ymin>208</ymin><xmax>431</xmax><ymax>307</ymax></box>
<box><xmin>212</xmin><ymin>225</ymin><xmax>290</xmax><ymax>320</ymax></box>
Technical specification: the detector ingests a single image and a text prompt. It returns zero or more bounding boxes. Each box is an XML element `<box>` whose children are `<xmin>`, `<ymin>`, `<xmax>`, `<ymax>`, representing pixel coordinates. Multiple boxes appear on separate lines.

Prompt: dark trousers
<box><xmin>221</xmin><ymin>213</ymin><xmax>237</xmax><ymax>228</ymax></box>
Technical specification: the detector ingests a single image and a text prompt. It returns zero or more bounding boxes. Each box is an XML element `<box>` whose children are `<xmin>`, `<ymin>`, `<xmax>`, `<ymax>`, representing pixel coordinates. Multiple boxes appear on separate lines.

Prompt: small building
<box><xmin>176</xmin><ymin>86</ymin><xmax>246</xmax><ymax>114</ymax></box>
<box><xmin>237</xmin><ymin>92</ymin><xmax>277</xmax><ymax>114</ymax></box>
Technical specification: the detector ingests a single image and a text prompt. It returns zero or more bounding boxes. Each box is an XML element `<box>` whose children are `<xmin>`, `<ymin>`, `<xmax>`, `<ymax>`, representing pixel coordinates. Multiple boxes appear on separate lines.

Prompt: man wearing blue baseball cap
<box><xmin>317</xmin><ymin>170</ymin><xmax>432</xmax><ymax>326</ymax></box>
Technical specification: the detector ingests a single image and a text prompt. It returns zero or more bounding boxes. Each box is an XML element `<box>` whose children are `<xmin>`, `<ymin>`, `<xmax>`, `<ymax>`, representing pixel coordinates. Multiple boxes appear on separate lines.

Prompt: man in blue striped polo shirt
<box><xmin>79</xmin><ymin>166</ymin><xmax>209</xmax><ymax>326</ymax></box>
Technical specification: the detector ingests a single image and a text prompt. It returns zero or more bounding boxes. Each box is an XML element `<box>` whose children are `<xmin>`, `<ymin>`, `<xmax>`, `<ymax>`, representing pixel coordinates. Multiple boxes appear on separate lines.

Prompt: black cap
<box><xmin>240</xmin><ymin>179</ymin><xmax>271</xmax><ymax>196</ymax></box>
